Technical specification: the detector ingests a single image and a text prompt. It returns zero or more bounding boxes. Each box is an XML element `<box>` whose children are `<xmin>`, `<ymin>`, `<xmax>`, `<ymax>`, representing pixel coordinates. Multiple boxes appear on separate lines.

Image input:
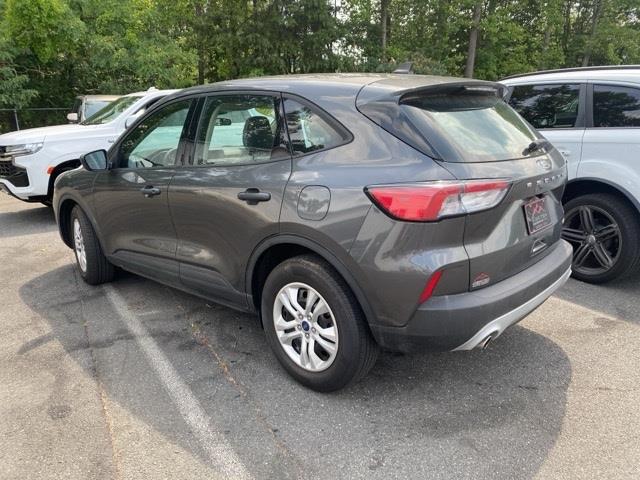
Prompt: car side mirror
<box><xmin>67</xmin><ymin>112</ymin><xmax>79</xmax><ymax>123</ymax></box>
<box><xmin>124</xmin><ymin>116</ymin><xmax>137</xmax><ymax>129</ymax></box>
<box><xmin>80</xmin><ymin>149</ymin><xmax>110</xmax><ymax>171</ymax></box>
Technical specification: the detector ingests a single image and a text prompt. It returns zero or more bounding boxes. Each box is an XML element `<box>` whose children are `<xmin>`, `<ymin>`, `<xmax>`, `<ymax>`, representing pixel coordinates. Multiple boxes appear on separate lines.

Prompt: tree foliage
<box><xmin>1</xmin><ymin>0</ymin><xmax>640</xmax><ymax>109</ymax></box>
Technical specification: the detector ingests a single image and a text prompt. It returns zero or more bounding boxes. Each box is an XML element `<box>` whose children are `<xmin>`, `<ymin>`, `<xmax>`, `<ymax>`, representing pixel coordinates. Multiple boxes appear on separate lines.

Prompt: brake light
<box><xmin>365</xmin><ymin>179</ymin><xmax>510</xmax><ymax>222</ymax></box>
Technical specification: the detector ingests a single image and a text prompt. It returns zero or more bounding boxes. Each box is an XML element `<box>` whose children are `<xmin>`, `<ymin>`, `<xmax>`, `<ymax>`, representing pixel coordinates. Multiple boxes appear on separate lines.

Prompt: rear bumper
<box><xmin>369</xmin><ymin>240</ymin><xmax>573</xmax><ymax>353</ymax></box>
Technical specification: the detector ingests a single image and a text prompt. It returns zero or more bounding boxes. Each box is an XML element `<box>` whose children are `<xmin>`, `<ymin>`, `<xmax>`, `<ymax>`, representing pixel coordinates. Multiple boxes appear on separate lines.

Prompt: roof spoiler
<box><xmin>397</xmin><ymin>81</ymin><xmax>507</xmax><ymax>103</ymax></box>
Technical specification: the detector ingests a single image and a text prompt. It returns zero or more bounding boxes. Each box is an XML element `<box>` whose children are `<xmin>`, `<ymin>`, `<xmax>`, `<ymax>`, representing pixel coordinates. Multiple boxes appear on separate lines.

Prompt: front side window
<box><xmin>282</xmin><ymin>98</ymin><xmax>348</xmax><ymax>155</ymax></box>
<box><xmin>593</xmin><ymin>85</ymin><xmax>640</xmax><ymax>127</ymax></box>
<box><xmin>509</xmin><ymin>84</ymin><xmax>580</xmax><ymax>129</ymax></box>
<box><xmin>194</xmin><ymin>94</ymin><xmax>288</xmax><ymax>166</ymax></box>
<box><xmin>82</xmin><ymin>96</ymin><xmax>141</xmax><ymax>125</ymax></box>
<box><xmin>118</xmin><ymin>100</ymin><xmax>191</xmax><ymax>169</ymax></box>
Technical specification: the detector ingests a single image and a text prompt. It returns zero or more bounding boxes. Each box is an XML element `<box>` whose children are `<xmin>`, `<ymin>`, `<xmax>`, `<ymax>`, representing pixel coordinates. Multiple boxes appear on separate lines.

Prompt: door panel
<box><xmin>92</xmin><ymin>99</ymin><xmax>193</xmax><ymax>284</ymax></box>
<box><xmin>170</xmin><ymin>161</ymin><xmax>290</xmax><ymax>305</ymax></box>
<box><xmin>93</xmin><ymin>168</ymin><xmax>177</xmax><ymax>257</ymax></box>
<box><xmin>580</xmin><ymin>84</ymin><xmax>640</xmax><ymax>202</ymax></box>
<box><xmin>538</xmin><ymin>129</ymin><xmax>584</xmax><ymax>179</ymax></box>
<box><xmin>169</xmin><ymin>93</ymin><xmax>291</xmax><ymax>307</ymax></box>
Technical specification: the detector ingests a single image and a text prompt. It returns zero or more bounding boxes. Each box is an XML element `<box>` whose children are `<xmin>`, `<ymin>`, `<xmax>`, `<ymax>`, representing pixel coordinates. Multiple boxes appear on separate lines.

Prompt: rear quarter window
<box><xmin>282</xmin><ymin>97</ymin><xmax>351</xmax><ymax>155</ymax></box>
<box><xmin>593</xmin><ymin>84</ymin><xmax>640</xmax><ymax>127</ymax></box>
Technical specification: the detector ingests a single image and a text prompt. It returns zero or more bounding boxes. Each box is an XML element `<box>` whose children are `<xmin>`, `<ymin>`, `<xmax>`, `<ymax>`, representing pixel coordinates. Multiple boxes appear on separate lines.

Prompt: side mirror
<box><xmin>124</xmin><ymin>116</ymin><xmax>137</xmax><ymax>129</ymax></box>
<box><xmin>67</xmin><ymin>112</ymin><xmax>79</xmax><ymax>123</ymax></box>
<box><xmin>215</xmin><ymin>117</ymin><xmax>232</xmax><ymax>126</ymax></box>
<box><xmin>80</xmin><ymin>150</ymin><xmax>109</xmax><ymax>171</ymax></box>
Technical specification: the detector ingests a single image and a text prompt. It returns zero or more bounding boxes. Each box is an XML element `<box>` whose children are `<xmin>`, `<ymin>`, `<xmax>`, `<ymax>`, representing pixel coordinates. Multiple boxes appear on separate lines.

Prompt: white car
<box><xmin>502</xmin><ymin>66</ymin><xmax>640</xmax><ymax>283</ymax></box>
<box><xmin>0</xmin><ymin>88</ymin><xmax>177</xmax><ymax>205</ymax></box>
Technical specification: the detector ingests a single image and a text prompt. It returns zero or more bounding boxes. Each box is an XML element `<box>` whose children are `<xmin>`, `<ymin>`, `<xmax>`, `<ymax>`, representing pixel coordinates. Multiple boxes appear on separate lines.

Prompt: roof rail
<box><xmin>501</xmin><ymin>65</ymin><xmax>640</xmax><ymax>80</ymax></box>
<box><xmin>393</xmin><ymin>62</ymin><xmax>414</xmax><ymax>74</ymax></box>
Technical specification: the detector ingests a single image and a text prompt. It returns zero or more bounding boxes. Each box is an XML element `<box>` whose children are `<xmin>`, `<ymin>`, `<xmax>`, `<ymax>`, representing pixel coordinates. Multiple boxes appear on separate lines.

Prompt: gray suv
<box><xmin>53</xmin><ymin>74</ymin><xmax>573</xmax><ymax>391</ymax></box>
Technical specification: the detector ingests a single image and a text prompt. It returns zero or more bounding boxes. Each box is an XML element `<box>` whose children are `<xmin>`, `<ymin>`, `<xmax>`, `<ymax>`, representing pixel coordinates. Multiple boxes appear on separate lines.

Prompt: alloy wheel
<box><xmin>562</xmin><ymin>205</ymin><xmax>621</xmax><ymax>276</ymax></box>
<box><xmin>73</xmin><ymin>218</ymin><xmax>87</xmax><ymax>273</ymax></box>
<box><xmin>272</xmin><ymin>282</ymin><xmax>339</xmax><ymax>372</ymax></box>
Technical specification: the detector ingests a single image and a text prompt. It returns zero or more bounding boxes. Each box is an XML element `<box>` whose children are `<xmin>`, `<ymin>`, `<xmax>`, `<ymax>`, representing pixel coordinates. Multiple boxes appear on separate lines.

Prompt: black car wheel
<box><xmin>70</xmin><ymin>206</ymin><xmax>115</xmax><ymax>285</ymax></box>
<box><xmin>261</xmin><ymin>254</ymin><xmax>379</xmax><ymax>392</ymax></box>
<box><xmin>562</xmin><ymin>193</ymin><xmax>640</xmax><ymax>283</ymax></box>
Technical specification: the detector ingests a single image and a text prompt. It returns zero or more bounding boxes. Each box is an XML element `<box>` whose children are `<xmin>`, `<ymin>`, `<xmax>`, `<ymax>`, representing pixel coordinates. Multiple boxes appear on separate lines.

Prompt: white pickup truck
<box><xmin>0</xmin><ymin>88</ymin><xmax>176</xmax><ymax>205</ymax></box>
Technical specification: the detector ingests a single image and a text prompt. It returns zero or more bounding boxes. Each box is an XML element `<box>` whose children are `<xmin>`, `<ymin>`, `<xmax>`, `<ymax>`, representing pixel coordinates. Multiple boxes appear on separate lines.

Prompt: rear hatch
<box><xmin>357</xmin><ymin>77</ymin><xmax>567</xmax><ymax>290</ymax></box>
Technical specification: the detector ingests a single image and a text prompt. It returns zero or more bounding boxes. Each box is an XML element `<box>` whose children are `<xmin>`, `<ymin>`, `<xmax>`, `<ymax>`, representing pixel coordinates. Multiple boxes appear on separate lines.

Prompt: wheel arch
<box><xmin>47</xmin><ymin>159</ymin><xmax>81</xmax><ymax>199</ymax></box>
<box><xmin>57</xmin><ymin>196</ymin><xmax>80</xmax><ymax>248</ymax></box>
<box><xmin>56</xmin><ymin>194</ymin><xmax>104</xmax><ymax>252</ymax></box>
<box><xmin>246</xmin><ymin>235</ymin><xmax>377</xmax><ymax>326</ymax></box>
<box><xmin>563</xmin><ymin>178</ymin><xmax>640</xmax><ymax>215</ymax></box>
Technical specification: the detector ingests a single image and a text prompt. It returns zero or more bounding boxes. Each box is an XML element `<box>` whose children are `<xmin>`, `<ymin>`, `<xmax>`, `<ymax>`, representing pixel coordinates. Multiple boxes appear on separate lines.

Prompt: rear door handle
<box><xmin>140</xmin><ymin>186</ymin><xmax>161</xmax><ymax>198</ymax></box>
<box><xmin>237</xmin><ymin>188</ymin><xmax>271</xmax><ymax>205</ymax></box>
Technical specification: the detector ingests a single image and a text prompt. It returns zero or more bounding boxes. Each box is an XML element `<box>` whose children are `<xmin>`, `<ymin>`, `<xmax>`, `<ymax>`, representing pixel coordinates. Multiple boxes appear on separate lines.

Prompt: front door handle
<box><xmin>140</xmin><ymin>185</ymin><xmax>161</xmax><ymax>198</ymax></box>
<box><xmin>237</xmin><ymin>188</ymin><xmax>271</xmax><ymax>205</ymax></box>
<box><xmin>557</xmin><ymin>148</ymin><xmax>571</xmax><ymax>157</ymax></box>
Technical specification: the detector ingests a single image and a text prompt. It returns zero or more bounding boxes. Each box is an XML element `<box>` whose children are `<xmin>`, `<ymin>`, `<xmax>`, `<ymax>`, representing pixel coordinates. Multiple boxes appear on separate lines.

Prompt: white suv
<box><xmin>0</xmin><ymin>88</ymin><xmax>176</xmax><ymax>205</ymax></box>
<box><xmin>502</xmin><ymin>66</ymin><xmax>640</xmax><ymax>283</ymax></box>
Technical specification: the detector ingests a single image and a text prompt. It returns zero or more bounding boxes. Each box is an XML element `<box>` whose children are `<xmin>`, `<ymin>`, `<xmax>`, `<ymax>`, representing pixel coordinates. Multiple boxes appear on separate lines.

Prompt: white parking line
<box><xmin>104</xmin><ymin>285</ymin><xmax>251</xmax><ymax>480</ymax></box>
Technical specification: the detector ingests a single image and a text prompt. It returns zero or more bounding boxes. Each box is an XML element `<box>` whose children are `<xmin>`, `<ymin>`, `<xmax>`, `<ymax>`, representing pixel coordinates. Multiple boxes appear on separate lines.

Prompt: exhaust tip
<box><xmin>479</xmin><ymin>334</ymin><xmax>494</xmax><ymax>350</ymax></box>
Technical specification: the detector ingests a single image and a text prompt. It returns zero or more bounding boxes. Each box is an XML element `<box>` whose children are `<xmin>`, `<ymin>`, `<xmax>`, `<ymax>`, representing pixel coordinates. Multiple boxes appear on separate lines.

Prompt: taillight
<box><xmin>365</xmin><ymin>179</ymin><xmax>510</xmax><ymax>222</ymax></box>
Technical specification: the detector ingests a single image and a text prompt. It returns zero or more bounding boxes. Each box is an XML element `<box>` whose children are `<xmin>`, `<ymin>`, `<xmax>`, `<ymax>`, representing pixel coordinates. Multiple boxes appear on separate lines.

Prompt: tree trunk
<box><xmin>540</xmin><ymin>26</ymin><xmax>552</xmax><ymax>69</ymax></box>
<box><xmin>561</xmin><ymin>0</ymin><xmax>572</xmax><ymax>62</ymax></box>
<box><xmin>194</xmin><ymin>3</ymin><xmax>206</xmax><ymax>84</ymax></box>
<box><xmin>381</xmin><ymin>0</ymin><xmax>389</xmax><ymax>62</ymax></box>
<box><xmin>582</xmin><ymin>0</ymin><xmax>604</xmax><ymax>67</ymax></box>
<box><xmin>464</xmin><ymin>1</ymin><xmax>483</xmax><ymax>78</ymax></box>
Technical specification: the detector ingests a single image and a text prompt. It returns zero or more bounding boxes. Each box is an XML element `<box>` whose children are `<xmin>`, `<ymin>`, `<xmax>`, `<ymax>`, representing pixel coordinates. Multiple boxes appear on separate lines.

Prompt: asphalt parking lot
<box><xmin>1</xmin><ymin>193</ymin><xmax>639</xmax><ymax>479</ymax></box>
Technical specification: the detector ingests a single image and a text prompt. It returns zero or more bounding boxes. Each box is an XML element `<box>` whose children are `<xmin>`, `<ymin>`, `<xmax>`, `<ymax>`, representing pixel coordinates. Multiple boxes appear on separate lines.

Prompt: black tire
<box><xmin>562</xmin><ymin>193</ymin><xmax>640</xmax><ymax>283</ymax></box>
<box><xmin>261</xmin><ymin>254</ymin><xmax>379</xmax><ymax>392</ymax></box>
<box><xmin>70</xmin><ymin>206</ymin><xmax>115</xmax><ymax>285</ymax></box>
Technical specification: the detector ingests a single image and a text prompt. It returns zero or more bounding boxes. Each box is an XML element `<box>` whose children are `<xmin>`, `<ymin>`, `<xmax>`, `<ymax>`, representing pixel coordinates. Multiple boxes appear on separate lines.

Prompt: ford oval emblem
<box><xmin>537</xmin><ymin>157</ymin><xmax>552</xmax><ymax>171</ymax></box>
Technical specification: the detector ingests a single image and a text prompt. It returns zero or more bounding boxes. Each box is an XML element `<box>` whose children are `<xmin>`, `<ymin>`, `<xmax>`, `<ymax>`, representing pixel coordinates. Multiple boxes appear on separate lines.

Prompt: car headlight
<box><xmin>4</xmin><ymin>142</ymin><xmax>44</xmax><ymax>157</ymax></box>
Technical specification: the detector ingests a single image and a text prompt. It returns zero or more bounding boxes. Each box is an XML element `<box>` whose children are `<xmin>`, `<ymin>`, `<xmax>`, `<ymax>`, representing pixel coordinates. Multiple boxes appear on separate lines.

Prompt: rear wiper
<box><xmin>522</xmin><ymin>138</ymin><xmax>552</xmax><ymax>156</ymax></box>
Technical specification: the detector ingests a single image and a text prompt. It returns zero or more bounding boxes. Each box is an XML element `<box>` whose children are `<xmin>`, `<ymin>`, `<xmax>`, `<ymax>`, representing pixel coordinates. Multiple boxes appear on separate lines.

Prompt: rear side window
<box><xmin>593</xmin><ymin>85</ymin><xmax>640</xmax><ymax>127</ymax></box>
<box><xmin>509</xmin><ymin>84</ymin><xmax>580</xmax><ymax>129</ymax></box>
<box><xmin>399</xmin><ymin>92</ymin><xmax>537</xmax><ymax>162</ymax></box>
<box><xmin>194</xmin><ymin>94</ymin><xmax>289</xmax><ymax>166</ymax></box>
<box><xmin>282</xmin><ymin>98</ymin><xmax>350</xmax><ymax>155</ymax></box>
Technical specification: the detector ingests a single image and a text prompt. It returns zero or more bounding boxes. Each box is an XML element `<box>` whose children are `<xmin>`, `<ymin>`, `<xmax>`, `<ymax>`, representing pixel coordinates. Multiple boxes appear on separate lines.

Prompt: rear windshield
<box><xmin>401</xmin><ymin>93</ymin><xmax>538</xmax><ymax>162</ymax></box>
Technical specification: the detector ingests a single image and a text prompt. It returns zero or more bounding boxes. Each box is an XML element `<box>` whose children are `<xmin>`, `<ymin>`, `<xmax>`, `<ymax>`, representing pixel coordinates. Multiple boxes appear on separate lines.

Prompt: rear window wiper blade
<box><xmin>522</xmin><ymin>138</ymin><xmax>552</xmax><ymax>156</ymax></box>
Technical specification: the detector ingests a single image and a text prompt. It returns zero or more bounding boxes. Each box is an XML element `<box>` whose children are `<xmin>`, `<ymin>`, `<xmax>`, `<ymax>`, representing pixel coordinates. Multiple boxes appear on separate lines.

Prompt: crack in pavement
<box><xmin>74</xmin><ymin>267</ymin><xmax>122</xmax><ymax>480</ymax></box>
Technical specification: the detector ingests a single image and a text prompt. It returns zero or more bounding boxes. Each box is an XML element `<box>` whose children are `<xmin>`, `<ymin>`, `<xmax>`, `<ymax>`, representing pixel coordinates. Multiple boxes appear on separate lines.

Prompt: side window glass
<box><xmin>194</xmin><ymin>94</ymin><xmax>288</xmax><ymax>166</ymax></box>
<box><xmin>593</xmin><ymin>85</ymin><xmax>640</xmax><ymax>127</ymax></box>
<box><xmin>119</xmin><ymin>100</ymin><xmax>191</xmax><ymax>169</ymax></box>
<box><xmin>283</xmin><ymin>98</ymin><xmax>348</xmax><ymax>154</ymax></box>
<box><xmin>509</xmin><ymin>84</ymin><xmax>580</xmax><ymax>129</ymax></box>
